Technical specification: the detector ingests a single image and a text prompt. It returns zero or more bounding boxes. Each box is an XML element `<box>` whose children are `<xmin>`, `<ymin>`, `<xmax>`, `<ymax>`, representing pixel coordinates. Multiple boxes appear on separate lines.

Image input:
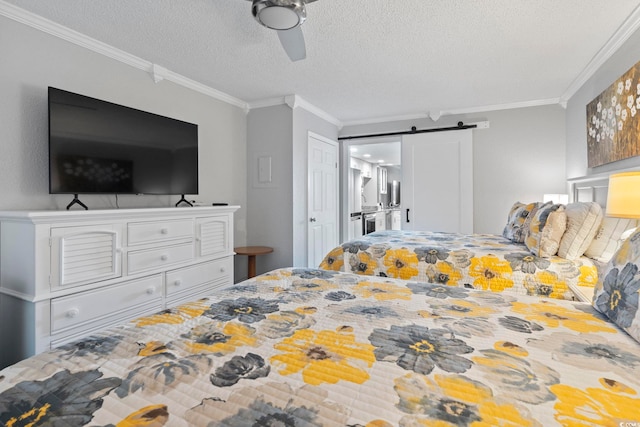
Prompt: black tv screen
<box><xmin>48</xmin><ymin>87</ymin><xmax>198</xmax><ymax>195</ymax></box>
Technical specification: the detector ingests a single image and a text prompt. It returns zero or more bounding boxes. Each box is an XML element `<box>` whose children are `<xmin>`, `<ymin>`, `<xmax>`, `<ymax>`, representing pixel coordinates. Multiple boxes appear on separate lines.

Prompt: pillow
<box><xmin>502</xmin><ymin>202</ymin><xmax>539</xmax><ymax>243</ymax></box>
<box><xmin>592</xmin><ymin>228</ymin><xmax>640</xmax><ymax>344</ymax></box>
<box><xmin>558</xmin><ymin>202</ymin><xmax>603</xmax><ymax>260</ymax></box>
<box><xmin>584</xmin><ymin>217</ymin><xmax>639</xmax><ymax>263</ymax></box>
<box><xmin>525</xmin><ymin>203</ymin><xmax>567</xmax><ymax>257</ymax></box>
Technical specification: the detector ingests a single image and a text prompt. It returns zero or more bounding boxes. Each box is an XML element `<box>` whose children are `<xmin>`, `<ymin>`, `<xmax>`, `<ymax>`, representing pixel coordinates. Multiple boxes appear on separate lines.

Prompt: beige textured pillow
<box><xmin>525</xmin><ymin>204</ymin><xmax>567</xmax><ymax>257</ymax></box>
<box><xmin>558</xmin><ymin>202</ymin><xmax>603</xmax><ymax>260</ymax></box>
<box><xmin>584</xmin><ymin>217</ymin><xmax>639</xmax><ymax>263</ymax></box>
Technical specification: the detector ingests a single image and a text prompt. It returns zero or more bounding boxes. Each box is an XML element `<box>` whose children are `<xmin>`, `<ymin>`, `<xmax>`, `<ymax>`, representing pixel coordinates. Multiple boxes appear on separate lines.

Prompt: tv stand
<box><xmin>66</xmin><ymin>194</ymin><xmax>88</xmax><ymax>210</ymax></box>
<box><xmin>175</xmin><ymin>194</ymin><xmax>193</xmax><ymax>207</ymax></box>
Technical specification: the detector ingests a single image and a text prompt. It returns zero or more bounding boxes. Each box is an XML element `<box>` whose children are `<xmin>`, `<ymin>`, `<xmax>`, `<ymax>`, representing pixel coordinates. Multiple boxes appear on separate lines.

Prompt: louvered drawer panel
<box><xmin>197</xmin><ymin>216</ymin><xmax>230</xmax><ymax>258</ymax></box>
<box><xmin>51</xmin><ymin>225</ymin><xmax>122</xmax><ymax>289</ymax></box>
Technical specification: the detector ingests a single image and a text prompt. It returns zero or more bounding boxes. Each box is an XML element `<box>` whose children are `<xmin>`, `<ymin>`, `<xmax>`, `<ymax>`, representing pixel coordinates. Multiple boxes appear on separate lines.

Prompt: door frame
<box><xmin>307</xmin><ymin>131</ymin><xmax>339</xmax><ymax>267</ymax></box>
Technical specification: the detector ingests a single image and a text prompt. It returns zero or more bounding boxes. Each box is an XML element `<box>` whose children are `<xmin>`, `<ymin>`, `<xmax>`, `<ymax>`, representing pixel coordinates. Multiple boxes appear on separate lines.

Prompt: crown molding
<box><xmin>560</xmin><ymin>3</ymin><xmax>640</xmax><ymax>105</ymax></box>
<box><xmin>0</xmin><ymin>0</ymin><xmax>248</xmax><ymax>110</ymax></box>
<box><xmin>247</xmin><ymin>97</ymin><xmax>289</xmax><ymax>110</ymax></box>
<box><xmin>341</xmin><ymin>98</ymin><xmax>560</xmax><ymax>127</ymax></box>
<box><xmin>286</xmin><ymin>95</ymin><xmax>343</xmax><ymax>128</ymax></box>
<box><xmin>248</xmin><ymin>95</ymin><xmax>343</xmax><ymax>128</ymax></box>
<box><xmin>439</xmin><ymin>98</ymin><xmax>561</xmax><ymax>116</ymax></box>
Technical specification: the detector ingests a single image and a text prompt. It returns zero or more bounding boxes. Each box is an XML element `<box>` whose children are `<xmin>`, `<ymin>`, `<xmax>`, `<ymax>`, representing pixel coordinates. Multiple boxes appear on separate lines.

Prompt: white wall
<box><xmin>566</xmin><ymin>27</ymin><xmax>640</xmax><ymax>179</ymax></box>
<box><xmin>0</xmin><ymin>15</ymin><xmax>248</xmax><ymax>271</ymax></box>
<box><xmin>340</xmin><ymin>105</ymin><xmax>567</xmax><ymax>234</ymax></box>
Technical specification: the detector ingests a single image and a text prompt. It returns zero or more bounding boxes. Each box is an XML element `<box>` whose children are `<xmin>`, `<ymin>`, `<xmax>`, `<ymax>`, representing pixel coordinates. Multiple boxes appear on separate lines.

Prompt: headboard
<box><xmin>568</xmin><ymin>175</ymin><xmax>609</xmax><ymax>207</ymax></box>
<box><xmin>568</xmin><ymin>167</ymin><xmax>640</xmax><ymax>209</ymax></box>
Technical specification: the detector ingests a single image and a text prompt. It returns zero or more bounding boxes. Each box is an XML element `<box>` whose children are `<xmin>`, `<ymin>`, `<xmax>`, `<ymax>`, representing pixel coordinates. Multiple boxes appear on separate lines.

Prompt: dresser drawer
<box><xmin>165</xmin><ymin>257</ymin><xmax>232</xmax><ymax>298</ymax></box>
<box><xmin>51</xmin><ymin>275</ymin><xmax>162</xmax><ymax>333</ymax></box>
<box><xmin>127</xmin><ymin>242</ymin><xmax>194</xmax><ymax>275</ymax></box>
<box><xmin>128</xmin><ymin>219</ymin><xmax>194</xmax><ymax>246</ymax></box>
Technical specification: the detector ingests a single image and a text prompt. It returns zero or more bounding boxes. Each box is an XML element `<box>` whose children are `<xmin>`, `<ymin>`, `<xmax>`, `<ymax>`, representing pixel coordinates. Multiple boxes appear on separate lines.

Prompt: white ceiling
<box><xmin>350</xmin><ymin>141</ymin><xmax>401</xmax><ymax>167</ymax></box>
<box><xmin>4</xmin><ymin>0</ymin><xmax>640</xmax><ymax>125</ymax></box>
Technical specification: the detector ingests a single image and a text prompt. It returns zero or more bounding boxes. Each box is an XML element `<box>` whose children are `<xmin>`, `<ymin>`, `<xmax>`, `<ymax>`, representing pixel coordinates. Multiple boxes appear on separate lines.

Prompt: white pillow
<box><xmin>584</xmin><ymin>217</ymin><xmax>639</xmax><ymax>263</ymax></box>
<box><xmin>558</xmin><ymin>202</ymin><xmax>603</xmax><ymax>260</ymax></box>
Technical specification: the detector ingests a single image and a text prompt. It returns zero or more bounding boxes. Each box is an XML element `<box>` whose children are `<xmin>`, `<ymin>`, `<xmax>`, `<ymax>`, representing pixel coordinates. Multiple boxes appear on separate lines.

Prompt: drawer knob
<box><xmin>146</xmin><ymin>287</ymin><xmax>156</xmax><ymax>295</ymax></box>
<box><xmin>160</xmin><ymin>228</ymin><xmax>169</xmax><ymax>234</ymax></box>
<box><xmin>66</xmin><ymin>308</ymin><xmax>79</xmax><ymax>318</ymax></box>
<box><xmin>161</xmin><ymin>255</ymin><xmax>169</xmax><ymax>261</ymax></box>
<box><xmin>174</xmin><ymin>279</ymin><xmax>182</xmax><ymax>286</ymax></box>
<box><xmin>220</xmin><ymin>267</ymin><xmax>226</xmax><ymax>273</ymax></box>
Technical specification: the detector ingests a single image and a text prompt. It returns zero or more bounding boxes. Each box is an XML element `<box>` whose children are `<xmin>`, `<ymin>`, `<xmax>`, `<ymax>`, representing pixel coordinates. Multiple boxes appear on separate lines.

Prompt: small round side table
<box><xmin>234</xmin><ymin>246</ymin><xmax>273</xmax><ymax>278</ymax></box>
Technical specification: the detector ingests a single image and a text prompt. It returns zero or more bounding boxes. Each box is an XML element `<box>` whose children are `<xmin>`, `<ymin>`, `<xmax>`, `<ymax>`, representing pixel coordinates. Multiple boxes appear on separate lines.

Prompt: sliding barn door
<box><xmin>401</xmin><ymin>129</ymin><xmax>473</xmax><ymax>233</ymax></box>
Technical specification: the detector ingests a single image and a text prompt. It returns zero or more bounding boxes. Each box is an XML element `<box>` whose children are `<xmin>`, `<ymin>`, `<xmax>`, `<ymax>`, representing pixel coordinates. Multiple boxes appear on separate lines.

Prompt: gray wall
<box><xmin>340</xmin><ymin>105</ymin><xmax>567</xmax><ymax>234</ymax></box>
<box><xmin>292</xmin><ymin>107</ymin><xmax>339</xmax><ymax>267</ymax></box>
<box><xmin>566</xmin><ymin>26</ymin><xmax>640</xmax><ymax>179</ymax></box>
<box><xmin>0</xmin><ymin>15</ymin><xmax>248</xmax><ymax>273</ymax></box>
<box><xmin>246</xmin><ymin>105</ymin><xmax>294</xmax><ymax>278</ymax></box>
<box><xmin>245</xmin><ymin>104</ymin><xmax>339</xmax><ymax>278</ymax></box>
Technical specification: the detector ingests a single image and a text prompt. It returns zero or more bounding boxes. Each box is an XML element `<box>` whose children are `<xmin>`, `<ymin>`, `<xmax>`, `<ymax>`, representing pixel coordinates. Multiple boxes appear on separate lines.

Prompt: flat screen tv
<box><xmin>48</xmin><ymin>87</ymin><xmax>198</xmax><ymax>203</ymax></box>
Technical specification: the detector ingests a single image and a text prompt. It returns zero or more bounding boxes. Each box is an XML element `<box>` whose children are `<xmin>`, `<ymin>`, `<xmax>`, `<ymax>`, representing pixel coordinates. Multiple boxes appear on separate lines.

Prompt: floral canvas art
<box><xmin>587</xmin><ymin>59</ymin><xmax>640</xmax><ymax>167</ymax></box>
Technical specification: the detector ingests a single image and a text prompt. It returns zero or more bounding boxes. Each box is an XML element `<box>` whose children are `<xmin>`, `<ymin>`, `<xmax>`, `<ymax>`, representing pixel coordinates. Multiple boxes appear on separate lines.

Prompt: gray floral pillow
<box><xmin>592</xmin><ymin>228</ymin><xmax>640</xmax><ymax>343</ymax></box>
<box><xmin>502</xmin><ymin>202</ymin><xmax>539</xmax><ymax>243</ymax></box>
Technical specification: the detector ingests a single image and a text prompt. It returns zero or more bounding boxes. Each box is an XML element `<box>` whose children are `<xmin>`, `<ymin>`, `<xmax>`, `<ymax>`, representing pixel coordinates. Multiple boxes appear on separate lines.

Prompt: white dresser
<box><xmin>0</xmin><ymin>206</ymin><xmax>238</xmax><ymax>368</ymax></box>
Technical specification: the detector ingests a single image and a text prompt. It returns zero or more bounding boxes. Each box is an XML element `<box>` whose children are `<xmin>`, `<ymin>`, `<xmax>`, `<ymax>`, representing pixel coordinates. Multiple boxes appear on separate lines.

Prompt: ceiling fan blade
<box><xmin>277</xmin><ymin>26</ymin><xmax>306</xmax><ymax>61</ymax></box>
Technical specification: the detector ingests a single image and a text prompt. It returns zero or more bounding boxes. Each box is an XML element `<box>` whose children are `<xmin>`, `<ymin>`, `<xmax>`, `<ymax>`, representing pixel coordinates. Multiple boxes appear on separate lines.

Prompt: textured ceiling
<box><xmin>4</xmin><ymin>0</ymin><xmax>640</xmax><ymax>124</ymax></box>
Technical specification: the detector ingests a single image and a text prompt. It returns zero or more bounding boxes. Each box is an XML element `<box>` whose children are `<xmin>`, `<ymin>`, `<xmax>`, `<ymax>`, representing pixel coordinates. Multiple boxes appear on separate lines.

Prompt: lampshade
<box><xmin>606</xmin><ymin>171</ymin><xmax>640</xmax><ymax>218</ymax></box>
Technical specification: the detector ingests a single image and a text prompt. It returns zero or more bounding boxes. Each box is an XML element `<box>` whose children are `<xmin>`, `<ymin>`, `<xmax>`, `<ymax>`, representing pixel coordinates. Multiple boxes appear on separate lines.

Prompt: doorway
<box><xmin>307</xmin><ymin>133</ymin><xmax>339</xmax><ymax>268</ymax></box>
<box><xmin>345</xmin><ymin>140</ymin><xmax>402</xmax><ymax>241</ymax></box>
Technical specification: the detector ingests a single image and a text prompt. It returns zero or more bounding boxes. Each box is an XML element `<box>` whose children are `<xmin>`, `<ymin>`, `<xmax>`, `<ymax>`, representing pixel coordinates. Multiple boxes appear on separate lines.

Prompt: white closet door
<box><xmin>401</xmin><ymin>129</ymin><xmax>473</xmax><ymax>233</ymax></box>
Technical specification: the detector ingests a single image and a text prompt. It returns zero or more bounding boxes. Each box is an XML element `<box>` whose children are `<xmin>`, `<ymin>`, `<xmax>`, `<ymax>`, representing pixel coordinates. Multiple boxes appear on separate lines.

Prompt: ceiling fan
<box><xmin>247</xmin><ymin>0</ymin><xmax>319</xmax><ymax>62</ymax></box>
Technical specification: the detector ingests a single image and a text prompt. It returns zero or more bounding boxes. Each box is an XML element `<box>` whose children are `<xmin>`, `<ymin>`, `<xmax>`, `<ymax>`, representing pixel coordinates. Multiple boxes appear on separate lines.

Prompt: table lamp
<box><xmin>606</xmin><ymin>171</ymin><xmax>640</xmax><ymax>218</ymax></box>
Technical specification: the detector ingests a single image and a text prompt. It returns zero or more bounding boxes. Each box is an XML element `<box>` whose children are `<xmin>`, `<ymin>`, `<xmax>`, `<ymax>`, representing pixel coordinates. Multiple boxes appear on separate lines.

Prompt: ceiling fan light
<box><xmin>252</xmin><ymin>0</ymin><xmax>306</xmax><ymax>30</ymax></box>
<box><xmin>259</xmin><ymin>7</ymin><xmax>300</xmax><ymax>29</ymax></box>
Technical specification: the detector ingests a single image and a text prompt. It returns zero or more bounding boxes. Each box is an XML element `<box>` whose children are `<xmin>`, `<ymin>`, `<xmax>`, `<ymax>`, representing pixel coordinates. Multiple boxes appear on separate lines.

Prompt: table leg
<box><xmin>248</xmin><ymin>255</ymin><xmax>257</xmax><ymax>278</ymax></box>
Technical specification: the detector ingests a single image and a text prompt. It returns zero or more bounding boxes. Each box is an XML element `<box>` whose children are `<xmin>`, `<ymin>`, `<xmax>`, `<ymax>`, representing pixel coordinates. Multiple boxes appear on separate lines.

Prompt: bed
<box><xmin>319</xmin><ymin>229</ymin><xmax>600</xmax><ymax>300</ymax></box>
<box><xmin>320</xmin><ymin>199</ymin><xmax>640</xmax><ymax>301</ymax></box>
<box><xmin>2</xmin><ymin>225</ymin><xmax>640</xmax><ymax>425</ymax></box>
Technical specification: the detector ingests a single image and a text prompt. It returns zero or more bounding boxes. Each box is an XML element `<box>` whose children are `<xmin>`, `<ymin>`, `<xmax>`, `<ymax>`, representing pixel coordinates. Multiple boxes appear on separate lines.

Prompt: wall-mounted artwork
<box><xmin>587</xmin><ymin>60</ymin><xmax>640</xmax><ymax>167</ymax></box>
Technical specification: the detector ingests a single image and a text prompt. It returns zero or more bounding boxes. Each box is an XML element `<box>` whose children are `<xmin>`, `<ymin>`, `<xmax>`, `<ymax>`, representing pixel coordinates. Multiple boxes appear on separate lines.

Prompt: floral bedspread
<box><xmin>320</xmin><ymin>230</ymin><xmax>600</xmax><ymax>300</ymax></box>
<box><xmin>1</xmin><ymin>267</ymin><xmax>639</xmax><ymax>426</ymax></box>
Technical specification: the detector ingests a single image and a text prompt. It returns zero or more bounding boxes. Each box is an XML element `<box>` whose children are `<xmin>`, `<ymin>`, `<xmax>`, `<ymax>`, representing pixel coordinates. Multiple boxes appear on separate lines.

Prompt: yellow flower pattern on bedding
<box><xmin>319</xmin><ymin>230</ymin><xmax>600</xmax><ymax>300</ymax></box>
<box><xmin>271</xmin><ymin>328</ymin><xmax>375</xmax><ymax>386</ymax></box>
<box><xmin>469</xmin><ymin>255</ymin><xmax>514</xmax><ymax>292</ymax></box>
<box><xmin>318</xmin><ymin>246</ymin><xmax>344</xmax><ymax>271</ymax></box>
<box><xmin>551</xmin><ymin>380</ymin><xmax>640</xmax><ymax>426</ymax></box>
<box><xmin>354</xmin><ymin>280</ymin><xmax>413</xmax><ymax>301</ymax></box>
<box><xmin>135</xmin><ymin>299</ymin><xmax>210</xmax><ymax>327</ymax></box>
<box><xmin>579</xmin><ymin>264</ymin><xmax>598</xmax><ymax>288</ymax></box>
<box><xmin>183</xmin><ymin>322</ymin><xmax>259</xmax><ymax>354</ymax></box>
<box><xmin>383</xmin><ymin>248</ymin><xmax>419</xmax><ymax>279</ymax></box>
<box><xmin>510</xmin><ymin>300</ymin><xmax>617</xmax><ymax>333</ymax></box>
<box><xmin>523</xmin><ymin>270</ymin><xmax>567</xmax><ymax>299</ymax></box>
<box><xmin>395</xmin><ymin>373</ymin><xmax>541</xmax><ymax>427</ymax></box>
